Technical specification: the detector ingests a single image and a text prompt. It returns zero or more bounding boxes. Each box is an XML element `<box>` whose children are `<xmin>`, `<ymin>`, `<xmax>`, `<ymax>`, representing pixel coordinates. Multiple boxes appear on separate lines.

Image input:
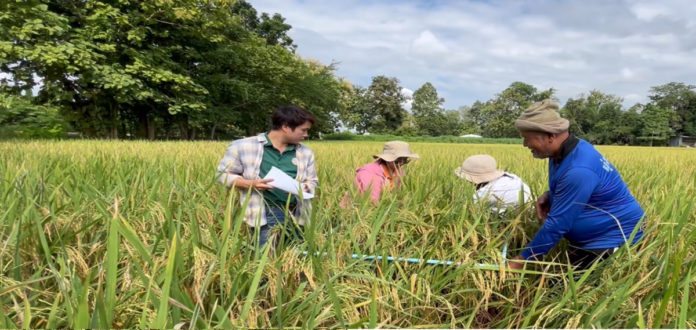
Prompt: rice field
<box><xmin>1</xmin><ymin>140</ymin><xmax>695</xmax><ymax>328</ymax></box>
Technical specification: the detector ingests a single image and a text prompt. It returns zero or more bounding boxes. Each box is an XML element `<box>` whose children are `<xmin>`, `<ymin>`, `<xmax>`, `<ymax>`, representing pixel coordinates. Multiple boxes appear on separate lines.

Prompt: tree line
<box><xmin>1</xmin><ymin>0</ymin><xmax>348</xmax><ymax>139</ymax></box>
<box><xmin>2</xmin><ymin>1</ymin><xmax>695</xmax><ymax>146</ymax></box>
<box><xmin>458</xmin><ymin>81</ymin><xmax>696</xmax><ymax>146</ymax></box>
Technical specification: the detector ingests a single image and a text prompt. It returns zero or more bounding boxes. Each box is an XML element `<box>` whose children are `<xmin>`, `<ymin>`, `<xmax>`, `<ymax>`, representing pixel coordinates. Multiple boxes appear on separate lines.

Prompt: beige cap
<box><xmin>514</xmin><ymin>99</ymin><xmax>569</xmax><ymax>133</ymax></box>
<box><xmin>374</xmin><ymin>141</ymin><xmax>419</xmax><ymax>162</ymax></box>
<box><xmin>454</xmin><ymin>154</ymin><xmax>504</xmax><ymax>184</ymax></box>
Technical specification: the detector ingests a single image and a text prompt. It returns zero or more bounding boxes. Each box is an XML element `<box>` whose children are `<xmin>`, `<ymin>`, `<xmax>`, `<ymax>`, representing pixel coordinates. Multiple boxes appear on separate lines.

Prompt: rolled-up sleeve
<box><xmin>216</xmin><ymin>142</ymin><xmax>243</xmax><ymax>188</ymax></box>
<box><xmin>521</xmin><ymin>167</ymin><xmax>599</xmax><ymax>260</ymax></box>
<box><xmin>302</xmin><ymin>150</ymin><xmax>319</xmax><ymax>195</ymax></box>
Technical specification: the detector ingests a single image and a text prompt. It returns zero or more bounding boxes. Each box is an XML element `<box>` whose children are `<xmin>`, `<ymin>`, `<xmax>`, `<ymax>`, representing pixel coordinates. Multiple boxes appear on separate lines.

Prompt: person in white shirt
<box><xmin>455</xmin><ymin>154</ymin><xmax>532</xmax><ymax>213</ymax></box>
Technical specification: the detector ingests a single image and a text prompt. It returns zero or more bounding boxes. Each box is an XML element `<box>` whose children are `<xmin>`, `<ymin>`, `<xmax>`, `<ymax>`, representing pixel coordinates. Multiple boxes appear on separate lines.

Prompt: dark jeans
<box><xmin>251</xmin><ymin>205</ymin><xmax>304</xmax><ymax>249</ymax></box>
<box><xmin>567</xmin><ymin>246</ymin><xmax>616</xmax><ymax>269</ymax></box>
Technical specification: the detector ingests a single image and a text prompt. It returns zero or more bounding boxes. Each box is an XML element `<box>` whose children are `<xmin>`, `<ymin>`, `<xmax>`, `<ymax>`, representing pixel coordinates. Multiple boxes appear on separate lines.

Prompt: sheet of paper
<box><xmin>262</xmin><ymin>166</ymin><xmax>314</xmax><ymax>199</ymax></box>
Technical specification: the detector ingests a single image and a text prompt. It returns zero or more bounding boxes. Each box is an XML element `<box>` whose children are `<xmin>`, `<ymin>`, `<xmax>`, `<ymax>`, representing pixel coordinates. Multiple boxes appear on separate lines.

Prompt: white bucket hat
<box><xmin>374</xmin><ymin>141</ymin><xmax>419</xmax><ymax>162</ymax></box>
<box><xmin>454</xmin><ymin>154</ymin><xmax>504</xmax><ymax>184</ymax></box>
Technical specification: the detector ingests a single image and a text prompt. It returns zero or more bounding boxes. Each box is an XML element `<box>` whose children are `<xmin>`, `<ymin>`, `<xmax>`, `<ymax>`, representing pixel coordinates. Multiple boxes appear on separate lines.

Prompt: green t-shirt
<box><xmin>259</xmin><ymin>133</ymin><xmax>298</xmax><ymax>207</ymax></box>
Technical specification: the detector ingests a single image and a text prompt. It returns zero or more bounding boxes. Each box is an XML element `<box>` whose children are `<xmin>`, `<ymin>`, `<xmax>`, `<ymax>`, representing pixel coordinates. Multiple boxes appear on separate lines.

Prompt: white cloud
<box><xmin>401</xmin><ymin>88</ymin><xmax>413</xmax><ymax>112</ymax></box>
<box><xmin>401</xmin><ymin>87</ymin><xmax>413</xmax><ymax>98</ymax></box>
<box><xmin>631</xmin><ymin>3</ymin><xmax>670</xmax><ymax>21</ymax></box>
<box><xmin>411</xmin><ymin>30</ymin><xmax>448</xmax><ymax>57</ymax></box>
<box><xmin>516</xmin><ymin>16</ymin><xmax>554</xmax><ymax>30</ymax></box>
<box><xmin>623</xmin><ymin>93</ymin><xmax>646</xmax><ymax>105</ymax></box>
<box><xmin>250</xmin><ymin>0</ymin><xmax>696</xmax><ymax>109</ymax></box>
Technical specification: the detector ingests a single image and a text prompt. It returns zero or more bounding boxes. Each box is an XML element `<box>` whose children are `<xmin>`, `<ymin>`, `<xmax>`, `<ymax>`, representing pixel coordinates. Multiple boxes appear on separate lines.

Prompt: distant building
<box><xmin>669</xmin><ymin>134</ymin><xmax>696</xmax><ymax>147</ymax></box>
<box><xmin>460</xmin><ymin>134</ymin><xmax>483</xmax><ymax>138</ymax></box>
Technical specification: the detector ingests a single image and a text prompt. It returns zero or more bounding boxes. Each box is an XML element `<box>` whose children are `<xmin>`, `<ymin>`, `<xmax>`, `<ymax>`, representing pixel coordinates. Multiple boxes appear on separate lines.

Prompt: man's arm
<box><xmin>517</xmin><ymin>168</ymin><xmax>599</xmax><ymax>261</ymax></box>
<box><xmin>216</xmin><ymin>141</ymin><xmax>274</xmax><ymax>191</ymax></box>
<box><xmin>301</xmin><ymin>150</ymin><xmax>319</xmax><ymax>195</ymax></box>
<box><xmin>234</xmin><ymin>178</ymin><xmax>274</xmax><ymax>190</ymax></box>
<box><xmin>536</xmin><ymin>191</ymin><xmax>550</xmax><ymax>223</ymax></box>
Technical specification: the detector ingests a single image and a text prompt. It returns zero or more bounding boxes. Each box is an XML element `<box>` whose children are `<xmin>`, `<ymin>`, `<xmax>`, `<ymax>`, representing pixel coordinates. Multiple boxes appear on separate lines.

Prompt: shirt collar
<box><xmin>263</xmin><ymin>132</ymin><xmax>296</xmax><ymax>151</ymax></box>
<box><xmin>553</xmin><ymin>134</ymin><xmax>579</xmax><ymax>164</ymax></box>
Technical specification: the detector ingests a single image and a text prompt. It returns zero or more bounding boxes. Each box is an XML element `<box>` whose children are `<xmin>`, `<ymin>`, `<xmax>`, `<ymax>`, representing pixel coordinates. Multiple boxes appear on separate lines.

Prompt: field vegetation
<box><xmin>1</xmin><ymin>140</ymin><xmax>694</xmax><ymax>328</ymax></box>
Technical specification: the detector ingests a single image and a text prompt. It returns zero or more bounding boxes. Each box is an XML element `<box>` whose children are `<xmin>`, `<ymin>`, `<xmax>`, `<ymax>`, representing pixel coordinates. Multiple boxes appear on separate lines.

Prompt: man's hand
<box><xmin>253</xmin><ymin>179</ymin><xmax>274</xmax><ymax>191</ymax></box>
<box><xmin>535</xmin><ymin>191</ymin><xmax>550</xmax><ymax>223</ymax></box>
<box><xmin>508</xmin><ymin>255</ymin><xmax>526</xmax><ymax>270</ymax></box>
<box><xmin>236</xmin><ymin>178</ymin><xmax>274</xmax><ymax>191</ymax></box>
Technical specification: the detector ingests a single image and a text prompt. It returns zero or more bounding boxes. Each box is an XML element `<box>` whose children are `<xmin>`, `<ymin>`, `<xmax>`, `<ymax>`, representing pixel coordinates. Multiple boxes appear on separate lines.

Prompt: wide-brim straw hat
<box><xmin>454</xmin><ymin>154</ymin><xmax>504</xmax><ymax>184</ymax></box>
<box><xmin>374</xmin><ymin>141</ymin><xmax>419</xmax><ymax>162</ymax></box>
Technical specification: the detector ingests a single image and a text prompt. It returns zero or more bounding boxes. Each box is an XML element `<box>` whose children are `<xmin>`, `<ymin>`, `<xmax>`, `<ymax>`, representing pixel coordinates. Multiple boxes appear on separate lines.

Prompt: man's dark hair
<box><xmin>271</xmin><ymin>105</ymin><xmax>316</xmax><ymax>130</ymax></box>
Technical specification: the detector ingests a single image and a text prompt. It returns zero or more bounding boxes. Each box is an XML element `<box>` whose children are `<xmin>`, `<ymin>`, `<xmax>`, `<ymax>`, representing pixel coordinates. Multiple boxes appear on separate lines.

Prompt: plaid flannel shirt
<box><xmin>216</xmin><ymin>133</ymin><xmax>318</xmax><ymax>227</ymax></box>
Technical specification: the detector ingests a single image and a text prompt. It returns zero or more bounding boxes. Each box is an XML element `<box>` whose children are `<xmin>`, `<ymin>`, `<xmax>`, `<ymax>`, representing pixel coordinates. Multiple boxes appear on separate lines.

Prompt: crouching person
<box><xmin>508</xmin><ymin>99</ymin><xmax>644</xmax><ymax>270</ymax></box>
<box><xmin>354</xmin><ymin>141</ymin><xmax>419</xmax><ymax>204</ymax></box>
<box><xmin>455</xmin><ymin>154</ymin><xmax>532</xmax><ymax>213</ymax></box>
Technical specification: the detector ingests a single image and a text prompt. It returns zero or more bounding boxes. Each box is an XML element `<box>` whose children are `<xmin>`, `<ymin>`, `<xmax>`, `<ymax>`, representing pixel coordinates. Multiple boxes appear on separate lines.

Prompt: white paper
<box><xmin>262</xmin><ymin>166</ymin><xmax>314</xmax><ymax>199</ymax></box>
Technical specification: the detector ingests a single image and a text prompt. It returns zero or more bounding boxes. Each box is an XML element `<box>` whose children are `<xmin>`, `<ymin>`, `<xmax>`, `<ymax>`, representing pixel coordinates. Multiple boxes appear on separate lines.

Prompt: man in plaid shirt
<box><xmin>216</xmin><ymin>105</ymin><xmax>318</xmax><ymax>248</ymax></box>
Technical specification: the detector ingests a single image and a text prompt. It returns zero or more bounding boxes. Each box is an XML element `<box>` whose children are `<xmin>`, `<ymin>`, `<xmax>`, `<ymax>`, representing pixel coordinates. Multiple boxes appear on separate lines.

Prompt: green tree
<box><xmin>586</xmin><ymin>92</ymin><xmax>623</xmax><ymax>144</ymax></box>
<box><xmin>1</xmin><ymin>0</ymin><xmax>209</xmax><ymax>138</ymax></box>
<box><xmin>638</xmin><ymin>104</ymin><xmax>673</xmax><ymax>146</ymax></box>
<box><xmin>441</xmin><ymin>110</ymin><xmax>465</xmax><ymax>136</ymax></box>
<box><xmin>411</xmin><ymin>82</ymin><xmax>447</xmax><ymax>136</ymax></box>
<box><xmin>614</xmin><ymin>104</ymin><xmax>642</xmax><ymax>145</ymax></box>
<box><xmin>648</xmin><ymin>82</ymin><xmax>696</xmax><ymax>136</ymax></box>
<box><xmin>393</xmin><ymin>112</ymin><xmax>419</xmax><ymax>136</ymax></box>
<box><xmin>1</xmin><ymin>0</ymin><xmax>346</xmax><ymax>139</ymax></box>
<box><xmin>479</xmin><ymin>82</ymin><xmax>554</xmax><ymax>138</ymax></box>
<box><xmin>459</xmin><ymin>102</ymin><xmax>485</xmax><ymax>135</ymax></box>
<box><xmin>365</xmin><ymin>76</ymin><xmax>407</xmax><ymax>133</ymax></box>
<box><xmin>231</xmin><ymin>0</ymin><xmax>296</xmax><ymax>51</ymax></box>
<box><xmin>561</xmin><ymin>90</ymin><xmax>624</xmax><ymax>144</ymax></box>
<box><xmin>340</xmin><ymin>86</ymin><xmax>373</xmax><ymax>134</ymax></box>
<box><xmin>0</xmin><ymin>92</ymin><xmax>65</xmax><ymax>138</ymax></box>
<box><xmin>562</xmin><ymin>98</ymin><xmax>589</xmax><ymax>136</ymax></box>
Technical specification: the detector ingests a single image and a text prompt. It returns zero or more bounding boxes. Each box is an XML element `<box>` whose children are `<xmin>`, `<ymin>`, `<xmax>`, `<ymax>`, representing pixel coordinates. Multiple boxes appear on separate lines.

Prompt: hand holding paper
<box><xmin>262</xmin><ymin>166</ymin><xmax>314</xmax><ymax>199</ymax></box>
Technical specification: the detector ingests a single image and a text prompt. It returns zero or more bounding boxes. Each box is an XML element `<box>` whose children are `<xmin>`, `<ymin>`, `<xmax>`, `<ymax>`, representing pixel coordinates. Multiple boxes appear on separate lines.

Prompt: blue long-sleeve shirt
<box><xmin>521</xmin><ymin>138</ymin><xmax>644</xmax><ymax>260</ymax></box>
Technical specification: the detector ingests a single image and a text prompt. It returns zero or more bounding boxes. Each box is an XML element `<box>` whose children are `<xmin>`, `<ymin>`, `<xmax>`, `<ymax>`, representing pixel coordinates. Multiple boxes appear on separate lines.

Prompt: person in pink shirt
<box><xmin>354</xmin><ymin>141</ymin><xmax>419</xmax><ymax>203</ymax></box>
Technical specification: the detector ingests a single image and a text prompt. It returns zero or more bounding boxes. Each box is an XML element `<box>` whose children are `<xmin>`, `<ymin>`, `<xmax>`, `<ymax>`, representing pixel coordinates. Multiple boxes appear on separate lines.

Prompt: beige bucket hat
<box><xmin>514</xmin><ymin>99</ymin><xmax>569</xmax><ymax>133</ymax></box>
<box><xmin>454</xmin><ymin>154</ymin><xmax>505</xmax><ymax>184</ymax></box>
<box><xmin>374</xmin><ymin>141</ymin><xmax>419</xmax><ymax>162</ymax></box>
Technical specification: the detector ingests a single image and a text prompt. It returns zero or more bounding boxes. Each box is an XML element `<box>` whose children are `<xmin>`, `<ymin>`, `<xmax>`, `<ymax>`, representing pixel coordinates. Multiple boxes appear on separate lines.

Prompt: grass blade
<box><xmin>153</xmin><ymin>233</ymin><xmax>179</xmax><ymax>329</ymax></box>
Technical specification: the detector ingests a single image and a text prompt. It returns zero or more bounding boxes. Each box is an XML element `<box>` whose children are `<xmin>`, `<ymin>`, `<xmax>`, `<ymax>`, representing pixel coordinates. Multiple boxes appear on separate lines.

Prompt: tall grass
<box><xmin>0</xmin><ymin>140</ymin><xmax>694</xmax><ymax>328</ymax></box>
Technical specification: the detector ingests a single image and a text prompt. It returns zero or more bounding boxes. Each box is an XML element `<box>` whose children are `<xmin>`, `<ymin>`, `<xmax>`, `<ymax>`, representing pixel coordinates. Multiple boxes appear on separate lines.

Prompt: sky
<box><xmin>250</xmin><ymin>0</ymin><xmax>696</xmax><ymax>110</ymax></box>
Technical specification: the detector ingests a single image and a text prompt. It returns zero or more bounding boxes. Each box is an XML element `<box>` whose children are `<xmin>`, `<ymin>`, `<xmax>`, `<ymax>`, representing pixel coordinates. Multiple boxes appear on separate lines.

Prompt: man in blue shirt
<box><xmin>508</xmin><ymin>99</ymin><xmax>644</xmax><ymax>270</ymax></box>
